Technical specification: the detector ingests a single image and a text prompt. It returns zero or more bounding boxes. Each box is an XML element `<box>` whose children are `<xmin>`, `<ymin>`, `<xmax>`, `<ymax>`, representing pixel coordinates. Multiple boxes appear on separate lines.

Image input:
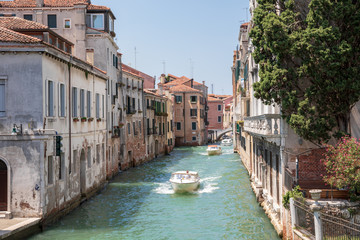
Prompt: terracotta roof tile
<box><xmin>208</xmin><ymin>96</ymin><xmax>222</xmax><ymax>102</ymax></box>
<box><xmin>122</xmin><ymin>63</ymin><xmax>142</xmax><ymax>78</ymax></box>
<box><xmin>87</xmin><ymin>4</ymin><xmax>109</xmax><ymax>10</ymax></box>
<box><xmin>170</xmin><ymin>84</ymin><xmax>201</xmax><ymax>93</ymax></box>
<box><xmin>0</xmin><ymin>26</ymin><xmax>41</xmax><ymax>43</ymax></box>
<box><xmin>0</xmin><ymin>17</ymin><xmax>48</xmax><ymax>30</ymax></box>
<box><xmin>164</xmin><ymin>76</ymin><xmax>191</xmax><ymax>86</ymax></box>
<box><xmin>0</xmin><ymin>0</ymin><xmax>90</xmax><ymax>8</ymax></box>
<box><xmin>193</xmin><ymin>81</ymin><xmax>203</xmax><ymax>86</ymax></box>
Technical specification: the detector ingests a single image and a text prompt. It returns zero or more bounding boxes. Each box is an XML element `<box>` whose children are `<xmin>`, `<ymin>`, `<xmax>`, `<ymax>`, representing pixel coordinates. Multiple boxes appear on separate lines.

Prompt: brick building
<box><xmin>159</xmin><ymin>74</ymin><xmax>208</xmax><ymax>146</ymax></box>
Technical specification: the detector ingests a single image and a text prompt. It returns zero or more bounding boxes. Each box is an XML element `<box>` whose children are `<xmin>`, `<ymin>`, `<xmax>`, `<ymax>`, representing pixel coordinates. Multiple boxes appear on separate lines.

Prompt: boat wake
<box><xmin>154</xmin><ymin>176</ymin><xmax>221</xmax><ymax>195</ymax></box>
<box><xmin>153</xmin><ymin>182</ymin><xmax>174</xmax><ymax>194</ymax></box>
<box><xmin>198</xmin><ymin>176</ymin><xmax>221</xmax><ymax>193</ymax></box>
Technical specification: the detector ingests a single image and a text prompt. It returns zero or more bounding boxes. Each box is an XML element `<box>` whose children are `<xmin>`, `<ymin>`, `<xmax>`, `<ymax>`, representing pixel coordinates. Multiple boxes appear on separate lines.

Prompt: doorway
<box><xmin>155</xmin><ymin>140</ymin><xmax>159</xmax><ymax>157</ymax></box>
<box><xmin>80</xmin><ymin>149</ymin><xmax>86</xmax><ymax>196</ymax></box>
<box><xmin>0</xmin><ymin>160</ymin><xmax>7</xmax><ymax>211</ymax></box>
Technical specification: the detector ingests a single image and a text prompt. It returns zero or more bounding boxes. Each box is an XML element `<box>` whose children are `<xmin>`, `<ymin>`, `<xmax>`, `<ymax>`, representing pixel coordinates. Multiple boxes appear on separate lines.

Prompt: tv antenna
<box><xmin>243</xmin><ymin>8</ymin><xmax>249</xmax><ymax>22</ymax></box>
<box><xmin>162</xmin><ymin>60</ymin><xmax>166</xmax><ymax>74</ymax></box>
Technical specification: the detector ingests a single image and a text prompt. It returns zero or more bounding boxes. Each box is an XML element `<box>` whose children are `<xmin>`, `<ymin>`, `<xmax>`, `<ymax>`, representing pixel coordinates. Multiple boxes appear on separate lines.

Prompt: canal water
<box><xmin>30</xmin><ymin>145</ymin><xmax>279</xmax><ymax>240</ymax></box>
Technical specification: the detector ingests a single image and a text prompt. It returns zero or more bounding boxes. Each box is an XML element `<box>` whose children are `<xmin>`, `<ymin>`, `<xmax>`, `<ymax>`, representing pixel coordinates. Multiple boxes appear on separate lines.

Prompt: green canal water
<box><xmin>30</xmin><ymin>146</ymin><xmax>280</xmax><ymax>240</ymax></box>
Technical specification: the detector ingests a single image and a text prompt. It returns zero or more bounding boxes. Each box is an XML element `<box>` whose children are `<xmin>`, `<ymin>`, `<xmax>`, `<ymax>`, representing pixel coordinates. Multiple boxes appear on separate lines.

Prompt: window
<box><xmin>139</xmin><ymin>121</ymin><xmax>141</xmax><ymax>134</ymax></box>
<box><xmin>175</xmin><ymin>95</ymin><xmax>182</xmax><ymax>103</ymax></box>
<box><xmin>72</xmin><ymin>87</ymin><xmax>78</xmax><ymax>117</ymax></box>
<box><xmin>190</xmin><ymin>109</ymin><xmax>197</xmax><ymax>117</ymax></box>
<box><xmin>90</xmin><ymin>14</ymin><xmax>104</xmax><ymax>30</ymax></box>
<box><xmin>96</xmin><ymin>144</ymin><xmax>100</xmax><ymax>164</ymax></box>
<box><xmin>80</xmin><ymin>89</ymin><xmax>85</xmax><ymax>117</ymax></box>
<box><xmin>138</xmin><ymin>99</ymin><xmax>141</xmax><ymax>110</ymax></box>
<box><xmin>192</xmin><ymin>136</ymin><xmax>197</xmax><ymax>141</ymax></box>
<box><xmin>87</xmin><ymin>91</ymin><xmax>91</xmax><ymax>117</ymax></box>
<box><xmin>192</xmin><ymin>122</ymin><xmax>197</xmax><ymax>130</ymax></box>
<box><xmin>218</xmin><ymin>116</ymin><xmax>222</xmax><ymax>123</ymax></box>
<box><xmin>59</xmin><ymin>153</ymin><xmax>65</xmax><ymax>180</ymax></box>
<box><xmin>102</xmin><ymin>95</ymin><xmax>105</xmax><ymax>118</ymax></box>
<box><xmin>168</xmin><ymin>122</ymin><xmax>170</xmax><ymax>132</ymax></box>
<box><xmin>48</xmin><ymin>156</ymin><xmax>53</xmax><ymax>185</ymax></box>
<box><xmin>218</xmin><ymin>104</ymin><xmax>222</xmax><ymax>111</ymax></box>
<box><xmin>163</xmin><ymin>123</ymin><xmax>165</xmax><ymax>135</ymax></box>
<box><xmin>96</xmin><ymin>93</ymin><xmax>100</xmax><ymax>118</ymax></box>
<box><xmin>133</xmin><ymin>122</ymin><xmax>137</xmax><ymax>135</ymax></box>
<box><xmin>59</xmin><ymin>83</ymin><xmax>66</xmax><ymax>117</ymax></box>
<box><xmin>47</xmin><ymin>80</ymin><xmax>54</xmax><ymax>117</ymax></box>
<box><xmin>24</xmin><ymin>14</ymin><xmax>33</xmax><ymax>21</ymax></box>
<box><xmin>190</xmin><ymin>96</ymin><xmax>197</xmax><ymax>103</ymax></box>
<box><xmin>176</xmin><ymin>122</ymin><xmax>181</xmax><ymax>130</ymax></box>
<box><xmin>128</xmin><ymin>123</ymin><xmax>131</xmax><ymax>135</ymax></box>
<box><xmin>109</xmin><ymin>16</ymin><xmax>114</xmax><ymax>32</ymax></box>
<box><xmin>64</xmin><ymin>19</ymin><xmax>71</xmax><ymax>29</ymax></box>
<box><xmin>0</xmin><ymin>79</ymin><xmax>5</xmax><ymax>117</ymax></box>
<box><xmin>159</xmin><ymin>122</ymin><xmax>161</xmax><ymax>135</ymax></box>
<box><xmin>87</xmin><ymin>147</ymin><xmax>91</xmax><ymax>168</ymax></box>
<box><xmin>47</xmin><ymin>14</ymin><xmax>57</xmax><ymax>28</ymax></box>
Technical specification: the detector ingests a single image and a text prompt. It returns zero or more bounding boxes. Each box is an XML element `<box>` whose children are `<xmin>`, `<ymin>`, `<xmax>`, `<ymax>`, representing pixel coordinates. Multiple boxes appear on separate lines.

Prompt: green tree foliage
<box><xmin>250</xmin><ymin>0</ymin><xmax>360</xmax><ymax>143</ymax></box>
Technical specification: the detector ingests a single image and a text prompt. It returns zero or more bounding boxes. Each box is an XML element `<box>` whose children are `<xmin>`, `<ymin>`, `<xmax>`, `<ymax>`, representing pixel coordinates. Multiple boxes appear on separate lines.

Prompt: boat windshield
<box><xmin>173</xmin><ymin>174</ymin><xmax>196</xmax><ymax>180</ymax></box>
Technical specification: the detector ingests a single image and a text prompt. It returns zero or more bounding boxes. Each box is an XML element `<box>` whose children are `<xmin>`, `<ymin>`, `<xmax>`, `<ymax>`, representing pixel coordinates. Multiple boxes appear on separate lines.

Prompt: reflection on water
<box><xmin>30</xmin><ymin>145</ymin><xmax>280</xmax><ymax>240</ymax></box>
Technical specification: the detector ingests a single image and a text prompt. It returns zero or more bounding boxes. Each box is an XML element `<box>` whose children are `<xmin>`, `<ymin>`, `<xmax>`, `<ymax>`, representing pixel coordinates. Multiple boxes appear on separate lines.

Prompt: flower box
<box><xmin>88</xmin><ymin>117</ymin><xmax>94</xmax><ymax>122</ymax></box>
<box><xmin>73</xmin><ymin>117</ymin><xmax>79</xmax><ymax>122</ymax></box>
<box><xmin>81</xmin><ymin>117</ymin><xmax>87</xmax><ymax>122</ymax></box>
<box><xmin>97</xmin><ymin>118</ymin><xmax>102</xmax><ymax>122</ymax></box>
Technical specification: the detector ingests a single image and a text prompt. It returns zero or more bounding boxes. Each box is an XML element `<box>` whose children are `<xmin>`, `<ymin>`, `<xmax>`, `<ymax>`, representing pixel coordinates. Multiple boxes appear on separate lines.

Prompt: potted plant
<box><xmin>73</xmin><ymin>117</ymin><xmax>79</xmax><ymax>122</ymax></box>
<box><xmin>88</xmin><ymin>117</ymin><xmax>94</xmax><ymax>122</ymax></box>
<box><xmin>97</xmin><ymin>118</ymin><xmax>102</xmax><ymax>122</ymax></box>
<box><xmin>119</xmin><ymin>123</ymin><xmax>124</xmax><ymax>128</ymax></box>
<box><xmin>81</xmin><ymin>117</ymin><xmax>87</xmax><ymax>122</ymax></box>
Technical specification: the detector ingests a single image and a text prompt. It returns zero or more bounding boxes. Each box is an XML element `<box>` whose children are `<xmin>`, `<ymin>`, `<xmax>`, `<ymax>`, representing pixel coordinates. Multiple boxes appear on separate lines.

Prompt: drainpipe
<box><xmin>68</xmin><ymin>58</ymin><xmax>72</xmax><ymax>176</ymax></box>
<box><xmin>183</xmin><ymin>92</ymin><xmax>186</xmax><ymax>144</ymax></box>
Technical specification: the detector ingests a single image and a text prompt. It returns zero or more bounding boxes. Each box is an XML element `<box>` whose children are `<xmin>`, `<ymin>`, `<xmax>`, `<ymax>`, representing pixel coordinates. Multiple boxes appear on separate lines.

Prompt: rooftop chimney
<box><xmin>36</xmin><ymin>0</ymin><xmax>44</xmax><ymax>7</ymax></box>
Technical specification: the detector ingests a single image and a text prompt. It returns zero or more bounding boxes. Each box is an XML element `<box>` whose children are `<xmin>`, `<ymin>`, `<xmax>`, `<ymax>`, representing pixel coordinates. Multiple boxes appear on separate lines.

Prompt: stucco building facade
<box><xmin>0</xmin><ymin>20</ymin><xmax>107</xmax><ymax>220</ymax></box>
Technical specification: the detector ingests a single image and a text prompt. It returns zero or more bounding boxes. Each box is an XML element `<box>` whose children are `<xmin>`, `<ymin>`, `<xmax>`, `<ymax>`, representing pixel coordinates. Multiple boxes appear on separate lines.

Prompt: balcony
<box><xmin>126</xmin><ymin>107</ymin><xmax>137</xmax><ymax>115</ymax></box>
<box><xmin>243</xmin><ymin>114</ymin><xmax>281</xmax><ymax>145</ymax></box>
<box><xmin>147</xmin><ymin>128</ymin><xmax>153</xmax><ymax>135</ymax></box>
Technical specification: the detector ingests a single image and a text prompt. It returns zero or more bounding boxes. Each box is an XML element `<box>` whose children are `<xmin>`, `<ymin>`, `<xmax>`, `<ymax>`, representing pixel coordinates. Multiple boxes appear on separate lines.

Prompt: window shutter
<box><xmin>0</xmin><ymin>80</ymin><xmax>5</xmax><ymax>117</ymax></box>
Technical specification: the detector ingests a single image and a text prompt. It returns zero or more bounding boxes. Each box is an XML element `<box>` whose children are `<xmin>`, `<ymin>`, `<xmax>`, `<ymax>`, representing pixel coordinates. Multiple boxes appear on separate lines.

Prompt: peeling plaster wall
<box><xmin>0</xmin><ymin>51</ymin><xmax>107</xmax><ymax>219</ymax></box>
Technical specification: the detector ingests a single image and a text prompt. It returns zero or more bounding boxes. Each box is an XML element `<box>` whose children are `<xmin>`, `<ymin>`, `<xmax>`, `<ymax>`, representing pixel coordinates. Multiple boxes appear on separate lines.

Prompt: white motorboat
<box><xmin>169</xmin><ymin>171</ymin><xmax>200</xmax><ymax>193</ymax></box>
<box><xmin>206</xmin><ymin>145</ymin><xmax>222</xmax><ymax>155</ymax></box>
<box><xmin>221</xmin><ymin>139</ymin><xmax>233</xmax><ymax>146</ymax></box>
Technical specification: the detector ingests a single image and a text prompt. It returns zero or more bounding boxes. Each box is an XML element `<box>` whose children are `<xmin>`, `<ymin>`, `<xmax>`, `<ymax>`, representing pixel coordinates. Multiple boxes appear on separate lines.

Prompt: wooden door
<box><xmin>0</xmin><ymin>161</ymin><xmax>7</xmax><ymax>211</ymax></box>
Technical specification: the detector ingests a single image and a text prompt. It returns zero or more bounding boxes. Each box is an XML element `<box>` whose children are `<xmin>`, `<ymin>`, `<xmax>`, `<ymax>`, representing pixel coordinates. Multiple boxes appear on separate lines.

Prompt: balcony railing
<box><xmin>126</xmin><ymin>107</ymin><xmax>137</xmax><ymax>115</ymax></box>
<box><xmin>244</xmin><ymin>114</ymin><xmax>281</xmax><ymax>137</ymax></box>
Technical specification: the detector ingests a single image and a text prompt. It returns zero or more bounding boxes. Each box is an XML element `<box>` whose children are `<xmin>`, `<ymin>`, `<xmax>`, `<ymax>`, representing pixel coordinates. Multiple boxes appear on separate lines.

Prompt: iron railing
<box><xmin>321</xmin><ymin>212</ymin><xmax>360</xmax><ymax>239</ymax></box>
<box><xmin>294</xmin><ymin>200</ymin><xmax>316</xmax><ymax>238</ymax></box>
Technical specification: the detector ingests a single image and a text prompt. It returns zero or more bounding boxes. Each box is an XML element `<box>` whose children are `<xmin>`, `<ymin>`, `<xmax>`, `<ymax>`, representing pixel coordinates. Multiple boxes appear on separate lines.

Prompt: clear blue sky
<box><xmin>92</xmin><ymin>0</ymin><xmax>249</xmax><ymax>95</ymax></box>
